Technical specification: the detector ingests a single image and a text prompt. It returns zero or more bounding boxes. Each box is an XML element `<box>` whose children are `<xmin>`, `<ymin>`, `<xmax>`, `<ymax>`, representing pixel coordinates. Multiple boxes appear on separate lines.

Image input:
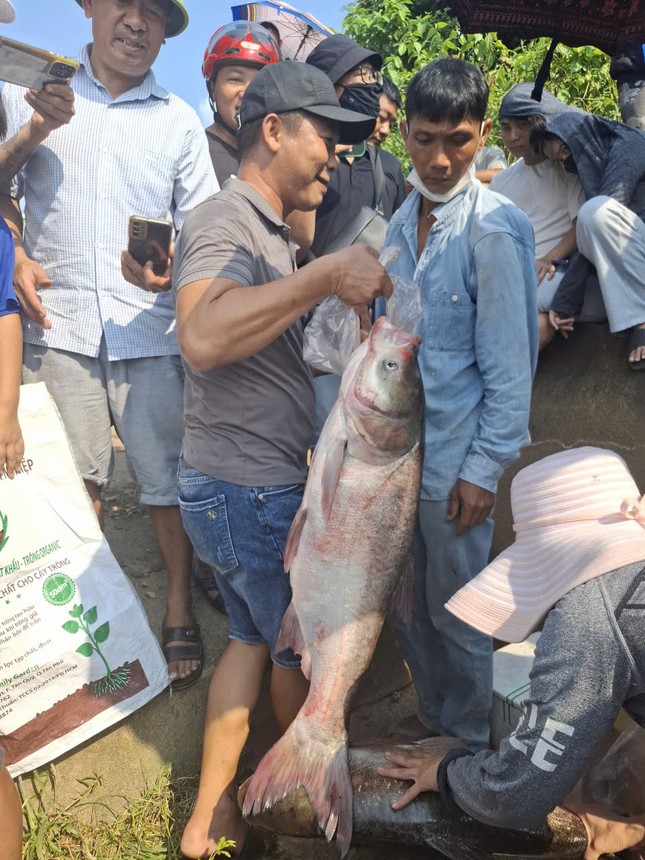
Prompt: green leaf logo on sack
<box><xmin>62</xmin><ymin>603</ymin><xmax>130</xmax><ymax>696</ymax></box>
<box><xmin>43</xmin><ymin>573</ymin><xmax>75</xmax><ymax>606</ymax></box>
<box><xmin>0</xmin><ymin>509</ymin><xmax>8</xmax><ymax>553</ymax></box>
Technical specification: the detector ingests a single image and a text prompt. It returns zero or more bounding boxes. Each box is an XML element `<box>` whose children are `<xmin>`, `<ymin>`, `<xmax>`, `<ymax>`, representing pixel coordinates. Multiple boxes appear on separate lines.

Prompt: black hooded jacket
<box><xmin>544</xmin><ymin>109</ymin><xmax>645</xmax><ymax>317</ymax></box>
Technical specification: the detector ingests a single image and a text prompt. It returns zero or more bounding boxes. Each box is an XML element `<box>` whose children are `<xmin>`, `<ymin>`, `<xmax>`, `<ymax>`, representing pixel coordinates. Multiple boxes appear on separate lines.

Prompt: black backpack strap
<box><xmin>367</xmin><ymin>144</ymin><xmax>386</xmax><ymax>213</ymax></box>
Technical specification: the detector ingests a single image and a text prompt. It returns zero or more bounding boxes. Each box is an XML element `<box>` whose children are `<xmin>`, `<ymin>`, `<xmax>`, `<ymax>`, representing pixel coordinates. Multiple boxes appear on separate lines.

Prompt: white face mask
<box><xmin>407</xmin><ymin>121</ymin><xmax>484</xmax><ymax>204</ymax></box>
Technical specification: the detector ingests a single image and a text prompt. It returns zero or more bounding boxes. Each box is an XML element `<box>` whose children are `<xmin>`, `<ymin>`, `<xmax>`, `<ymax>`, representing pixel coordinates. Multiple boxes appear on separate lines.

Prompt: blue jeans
<box><xmin>177</xmin><ymin>457</ymin><xmax>303</xmax><ymax>669</ymax></box>
<box><xmin>390</xmin><ymin>498</ymin><xmax>493</xmax><ymax>749</ymax></box>
<box><xmin>311</xmin><ymin>374</ymin><xmax>341</xmax><ymax>448</ymax></box>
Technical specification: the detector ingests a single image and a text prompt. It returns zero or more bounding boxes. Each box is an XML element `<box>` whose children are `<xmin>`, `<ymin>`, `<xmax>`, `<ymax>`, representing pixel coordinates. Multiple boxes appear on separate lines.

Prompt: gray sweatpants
<box><xmin>576</xmin><ymin>195</ymin><xmax>645</xmax><ymax>332</ymax></box>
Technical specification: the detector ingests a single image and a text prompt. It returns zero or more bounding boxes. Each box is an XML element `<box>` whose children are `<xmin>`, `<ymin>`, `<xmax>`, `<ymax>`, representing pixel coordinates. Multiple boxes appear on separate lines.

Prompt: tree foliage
<box><xmin>343</xmin><ymin>0</ymin><xmax>619</xmax><ymax>162</ymax></box>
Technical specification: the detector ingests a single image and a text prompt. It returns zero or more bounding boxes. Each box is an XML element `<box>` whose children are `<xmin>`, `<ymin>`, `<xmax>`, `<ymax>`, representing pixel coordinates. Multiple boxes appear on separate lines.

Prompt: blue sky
<box><xmin>7</xmin><ymin>0</ymin><xmax>348</xmax><ymax>123</ymax></box>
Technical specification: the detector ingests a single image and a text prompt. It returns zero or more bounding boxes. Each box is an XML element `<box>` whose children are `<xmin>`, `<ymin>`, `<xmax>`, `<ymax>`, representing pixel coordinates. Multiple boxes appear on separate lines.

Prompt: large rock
<box><xmin>492</xmin><ymin>322</ymin><xmax>644</xmax><ymax>555</ymax></box>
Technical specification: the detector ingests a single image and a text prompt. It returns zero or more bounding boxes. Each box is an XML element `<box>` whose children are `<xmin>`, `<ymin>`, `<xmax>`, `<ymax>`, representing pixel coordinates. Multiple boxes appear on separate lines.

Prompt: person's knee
<box><xmin>576</xmin><ymin>195</ymin><xmax>621</xmax><ymax>253</ymax></box>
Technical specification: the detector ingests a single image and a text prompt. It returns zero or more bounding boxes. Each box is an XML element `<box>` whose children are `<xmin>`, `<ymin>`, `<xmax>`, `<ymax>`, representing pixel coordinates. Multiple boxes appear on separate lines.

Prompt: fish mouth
<box><xmin>354</xmin><ymin>384</ymin><xmax>399</xmax><ymax>417</ymax></box>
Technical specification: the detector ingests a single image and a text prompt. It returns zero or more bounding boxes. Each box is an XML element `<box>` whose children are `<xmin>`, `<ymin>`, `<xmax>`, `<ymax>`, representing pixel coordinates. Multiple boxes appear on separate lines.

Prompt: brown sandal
<box><xmin>162</xmin><ymin>620</ymin><xmax>203</xmax><ymax>691</ymax></box>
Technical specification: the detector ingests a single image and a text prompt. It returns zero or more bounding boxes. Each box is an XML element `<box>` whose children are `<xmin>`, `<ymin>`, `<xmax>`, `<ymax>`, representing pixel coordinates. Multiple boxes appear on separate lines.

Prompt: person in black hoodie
<box><xmin>532</xmin><ymin>107</ymin><xmax>645</xmax><ymax>369</ymax></box>
<box><xmin>610</xmin><ymin>41</ymin><xmax>645</xmax><ymax>131</ymax></box>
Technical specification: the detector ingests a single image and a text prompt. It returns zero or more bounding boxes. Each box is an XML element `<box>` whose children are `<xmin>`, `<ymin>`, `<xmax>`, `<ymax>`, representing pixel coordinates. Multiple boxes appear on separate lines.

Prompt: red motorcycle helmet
<box><xmin>203</xmin><ymin>21</ymin><xmax>281</xmax><ymax>83</ymax></box>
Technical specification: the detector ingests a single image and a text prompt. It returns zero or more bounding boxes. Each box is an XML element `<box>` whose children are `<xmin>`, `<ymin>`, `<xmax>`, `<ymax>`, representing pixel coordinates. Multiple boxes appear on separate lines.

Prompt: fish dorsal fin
<box><xmin>284</xmin><ymin>504</ymin><xmax>307</xmax><ymax>572</ymax></box>
<box><xmin>321</xmin><ymin>427</ymin><xmax>347</xmax><ymax>521</ymax></box>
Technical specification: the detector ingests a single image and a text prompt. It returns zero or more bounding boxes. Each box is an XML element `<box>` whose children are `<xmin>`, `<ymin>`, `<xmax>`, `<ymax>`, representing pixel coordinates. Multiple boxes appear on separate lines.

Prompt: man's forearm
<box><xmin>544</xmin><ymin>223</ymin><xmax>577</xmax><ymax>263</ymax></box>
<box><xmin>178</xmin><ymin>254</ymin><xmax>339</xmax><ymax>372</ymax></box>
<box><xmin>0</xmin><ymin>120</ymin><xmax>47</xmax><ymax>186</ymax></box>
<box><xmin>0</xmin><ymin>314</ymin><xmax>22</xmax><ymax>416</ymax></box>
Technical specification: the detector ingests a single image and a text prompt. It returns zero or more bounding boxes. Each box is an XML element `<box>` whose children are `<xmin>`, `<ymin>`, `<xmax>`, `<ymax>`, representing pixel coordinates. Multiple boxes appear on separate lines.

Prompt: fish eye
<box><xmin>383</xmin><ymin>359</ymin><xmax>399</xmax><ymax>372</ymax></box>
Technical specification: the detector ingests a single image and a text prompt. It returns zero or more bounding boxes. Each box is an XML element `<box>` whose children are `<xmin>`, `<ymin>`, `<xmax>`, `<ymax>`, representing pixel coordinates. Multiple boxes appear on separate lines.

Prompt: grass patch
<box><xmin>19</xmin><ymin>765</ymin><xmax>236</xmax><ymax>859</ymax></box>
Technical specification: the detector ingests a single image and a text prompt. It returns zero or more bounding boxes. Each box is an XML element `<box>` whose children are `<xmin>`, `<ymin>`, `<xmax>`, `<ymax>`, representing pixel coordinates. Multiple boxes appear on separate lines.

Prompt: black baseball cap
<box><xmin>238</xmin><ymin>61</ymin><xmax>377</xmax><ymax>145</ymax></box>
<box><xmin>306</xmin><ymin>34</ymin><xmax>382</xmax><ymax>86</ymax></box>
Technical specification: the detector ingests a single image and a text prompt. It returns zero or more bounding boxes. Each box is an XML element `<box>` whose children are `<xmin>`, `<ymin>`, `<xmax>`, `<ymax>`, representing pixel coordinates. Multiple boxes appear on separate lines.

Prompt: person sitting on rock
<box><xmin>531</xmin><ymin>105</ymin><xmax>645</xmax><ymax>369</ymax></box>
<box><xmin>490</xmin><ymin>83</ymin><xmax>604</xmax><ymax>349</ymax></box>
<box><xmin>379</xmin><ymin>446</ymin><xmax>645</xmax><ymax>860</ymax></box>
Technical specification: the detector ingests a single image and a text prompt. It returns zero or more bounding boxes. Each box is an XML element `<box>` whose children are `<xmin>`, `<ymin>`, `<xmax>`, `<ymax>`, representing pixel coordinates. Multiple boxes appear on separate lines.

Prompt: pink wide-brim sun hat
<box><xmin>446</xmin><ymin>447</ymin><xmax>645</xmax><ymax>643</ymax></box>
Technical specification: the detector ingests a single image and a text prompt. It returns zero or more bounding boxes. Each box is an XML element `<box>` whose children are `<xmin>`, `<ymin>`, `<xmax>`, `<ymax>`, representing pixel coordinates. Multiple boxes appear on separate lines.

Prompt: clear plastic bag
<box><xmin>302</xmin><ymin>246</ymin><xmax>422</xmax><ymax>375</ymax></box>
<box><xmin>583</xmin><ymin>722</ymin><xmax>645</xmax><ymax>816</ymax></box>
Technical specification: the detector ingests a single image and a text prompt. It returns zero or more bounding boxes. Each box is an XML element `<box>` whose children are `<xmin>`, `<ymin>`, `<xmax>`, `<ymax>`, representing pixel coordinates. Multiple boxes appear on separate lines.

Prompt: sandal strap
<box><xmin>163</xmin><ymin>640</ymin><xmax>203</xmax><ymax>664</ymax></box>
<box><xmin>162</xmin><ymin>624</ymin><xmax>201</xmax><ymax>643</ymax></box>
<box><xmin>629</xmin><ymin>326</ymin><xmax>645</xmax><ymax>350</ymax></box>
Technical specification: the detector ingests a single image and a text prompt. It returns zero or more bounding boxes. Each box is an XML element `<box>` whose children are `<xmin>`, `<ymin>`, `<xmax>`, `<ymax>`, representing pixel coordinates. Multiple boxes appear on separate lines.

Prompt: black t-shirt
<box><xmin>205</xmin><ymin>123</ymin><xmax>240</xmax><ymax>186</ymax></box>
<box><xmin>311</xmin><ymin>146</ymin><xmax>407</xmax><ymax>258</ymax></box>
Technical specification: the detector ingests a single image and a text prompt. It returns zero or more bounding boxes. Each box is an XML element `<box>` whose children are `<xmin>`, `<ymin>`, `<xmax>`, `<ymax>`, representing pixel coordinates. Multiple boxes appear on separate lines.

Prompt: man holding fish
<box><xmin>172</xmin><ymin>60</ymin><xmax>391</xmax><ymax>858</ymax></box>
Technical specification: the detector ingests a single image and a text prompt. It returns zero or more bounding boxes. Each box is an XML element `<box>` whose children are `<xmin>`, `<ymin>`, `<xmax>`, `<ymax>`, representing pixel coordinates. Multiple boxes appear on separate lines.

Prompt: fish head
<box><xmin>342</xmin><ymin>317</ymin><xmax>423</xmax><ymax>459</ymax></box>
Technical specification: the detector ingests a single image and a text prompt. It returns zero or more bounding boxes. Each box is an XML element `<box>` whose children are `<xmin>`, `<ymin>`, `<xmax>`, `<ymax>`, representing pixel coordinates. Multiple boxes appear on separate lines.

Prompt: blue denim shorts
<box><xmin>177</xmin><ymin>457</ymin><xmax>303</xmax><ymax>669</ymax></box>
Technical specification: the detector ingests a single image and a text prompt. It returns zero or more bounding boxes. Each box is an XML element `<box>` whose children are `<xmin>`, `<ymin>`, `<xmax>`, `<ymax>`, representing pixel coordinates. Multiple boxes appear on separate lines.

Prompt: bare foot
<box><xmin>181</xmin><ymin>790</ymin><xmax>247</xmax><ymax>858</ymax></box>
<box><xmin>628</xmin><ymin>323</ymin><xmax>645</xmax><ymax>366</ymax></box>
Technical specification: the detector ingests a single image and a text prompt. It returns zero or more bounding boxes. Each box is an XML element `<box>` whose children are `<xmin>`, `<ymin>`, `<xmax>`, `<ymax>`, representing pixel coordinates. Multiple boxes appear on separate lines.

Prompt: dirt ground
<box><xmin>102</xmin><ymin>442</ymin><xmax>441</xmax><ymax>860</ymax></box>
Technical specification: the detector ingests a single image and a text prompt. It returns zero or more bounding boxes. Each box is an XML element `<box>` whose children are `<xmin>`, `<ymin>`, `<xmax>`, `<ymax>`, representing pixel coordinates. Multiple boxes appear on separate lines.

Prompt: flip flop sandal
<box><xmin>191</xmin><ymin>564</ymin><xmax>227</xmax><ymax>614</ymax></box>
<box><xmin>628</xmin><ymin>326</ymin><xmax>645</xmax><ymax>371</ymax></box>
<box><xmin>162</xmin><ymin>620</ymin><xmax>203</xmax><ymax>691</ymax></box>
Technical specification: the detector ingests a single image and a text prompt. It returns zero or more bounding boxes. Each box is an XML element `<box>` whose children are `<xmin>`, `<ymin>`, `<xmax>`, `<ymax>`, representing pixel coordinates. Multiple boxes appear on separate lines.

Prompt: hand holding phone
<box><xmin>127</xmin><ymin>216</ymin><xmax>172</xmax><ymax>276</ymax></box>
<box><xmin>123</xmin><ymin>216</ymin><xmax>173</xmax><ymax>293</ymax></box>
<box><xmin>25</xmin><ymin>81</ymin><xmax>75</xmax><ymax>135</ymax></box>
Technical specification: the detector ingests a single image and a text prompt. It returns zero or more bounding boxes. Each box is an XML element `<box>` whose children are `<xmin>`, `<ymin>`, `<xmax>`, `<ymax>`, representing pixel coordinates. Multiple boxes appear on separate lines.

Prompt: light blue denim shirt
<box><xmin>385</xmin><ymin>182</ymin><xmax>538</xmax><ymax>500</ymax></box>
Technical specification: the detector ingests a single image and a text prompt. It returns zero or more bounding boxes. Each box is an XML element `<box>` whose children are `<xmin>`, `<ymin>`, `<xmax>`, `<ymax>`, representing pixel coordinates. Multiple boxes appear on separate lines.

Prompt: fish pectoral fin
<box><xmin>276</xmin><ymin>603</ymin><xmax>312</xmax><ymax>677</ymax></box>
<box><xmin>284</xmin><ymin>505</ymin><xmax>307</xmax><ymax>572</ymax></box>
<box><xmin>321</xmin><ymin>432</ymin><xmax>347</xmax><ymax>521</ymax></box>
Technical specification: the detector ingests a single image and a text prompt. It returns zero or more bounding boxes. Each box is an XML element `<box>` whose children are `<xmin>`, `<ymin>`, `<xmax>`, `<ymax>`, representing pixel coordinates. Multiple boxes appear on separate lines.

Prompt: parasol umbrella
<box><xmin>231</xmin><ymin>1</ymin><xmax>334</xmax><ymax>61</ymax></box>
<box><xmin>443</xmin><ymin>0</ymin><xmax>645</xmax><ymax>100</ymax></box>
<box><xmin>444</xmin><ymin>0</ymin><xmax>645</xmax><ymax>55</ymax></box>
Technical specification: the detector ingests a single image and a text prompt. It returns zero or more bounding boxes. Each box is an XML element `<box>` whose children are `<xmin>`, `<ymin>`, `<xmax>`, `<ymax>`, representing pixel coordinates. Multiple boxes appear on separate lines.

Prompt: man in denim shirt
<box><xmin>387</xmin><ymin>59</ymin><xmax>538</xmax><ymax>749</ymax></box>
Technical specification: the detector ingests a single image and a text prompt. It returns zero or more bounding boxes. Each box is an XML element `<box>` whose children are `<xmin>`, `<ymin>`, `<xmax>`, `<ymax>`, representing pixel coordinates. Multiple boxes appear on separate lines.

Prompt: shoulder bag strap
<box><xmin>367</xmin><ymin>144</ymin><xmax>387</xmax><ymax>213</ymax></box>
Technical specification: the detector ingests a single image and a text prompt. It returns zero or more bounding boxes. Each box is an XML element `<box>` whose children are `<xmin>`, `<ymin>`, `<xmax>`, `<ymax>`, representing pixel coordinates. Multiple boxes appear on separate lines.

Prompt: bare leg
<box><xmin>538</xmin><ymin>312</ymin><xmax>555</xmax><ymax>350</ymax></box>
<box><xmin>270</xmin><ymin>664</ymin><xmax>309</xmax><ymax>733</ymax></box>
<box><xmin>149</xmin><ymin>504</ymin><xmax>198</xmax><ymax>684</ymax></box>
<box><xmin>84</xmin><ymin>479</ymin><xmax>103</xmax><ymax>528</ymax></box>
<box><xmin>0</xmin><ymin>767</ymin><xmax>22</xmax><ymax>860</ymax></box>
<box><xmin>181</xmin><ymin>640</ymin><xmax>268</xmax><ymax>859</ymax></box>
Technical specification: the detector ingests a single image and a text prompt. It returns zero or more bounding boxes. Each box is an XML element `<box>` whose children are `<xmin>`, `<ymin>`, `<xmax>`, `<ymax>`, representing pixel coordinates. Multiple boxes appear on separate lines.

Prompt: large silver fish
<box><xmin>242</xmin><ymin>317</ymin><xmax>423</xmax><ymax>856</ymax></box>
<box><xmin>239</xmin><ymin>740</ymin><xmax>588</xmax><ymax>859</ymax></box>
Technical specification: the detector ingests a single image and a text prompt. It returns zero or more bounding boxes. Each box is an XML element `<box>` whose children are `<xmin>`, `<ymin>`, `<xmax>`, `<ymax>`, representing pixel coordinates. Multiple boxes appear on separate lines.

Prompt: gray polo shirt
<box><xmin>173</xmin><ymin>178</ymin><xmax>314</xmax><ymax>486</ymax></box>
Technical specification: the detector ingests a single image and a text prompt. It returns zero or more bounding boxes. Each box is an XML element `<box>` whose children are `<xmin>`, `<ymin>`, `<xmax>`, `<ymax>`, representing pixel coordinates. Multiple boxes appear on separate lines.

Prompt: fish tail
<box><xmin>242</xmin><ymin>721</ymin><xmax>353</xmax><ymax>856</ymax></box>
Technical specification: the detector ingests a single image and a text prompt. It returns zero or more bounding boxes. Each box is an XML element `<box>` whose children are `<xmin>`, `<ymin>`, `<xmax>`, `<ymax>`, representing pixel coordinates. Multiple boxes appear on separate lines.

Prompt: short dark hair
<box><xmin>382</xmin><ymin>76</ymin><xmax>402</xmax><ymax>110</ymax></box>
<box><xmin>237</xmin><ymin>110</ymin><xmax>304</xmax><ymax>161</ymax></box>
<box><xmin>405</xmin><ymin>58</ymin><xmax>488</xmax><ymax>124</ymax></box>
<box><xmin>529</xmin><ymin>126</ymin><xmax>559</xmax><ymax>157</ymax></box>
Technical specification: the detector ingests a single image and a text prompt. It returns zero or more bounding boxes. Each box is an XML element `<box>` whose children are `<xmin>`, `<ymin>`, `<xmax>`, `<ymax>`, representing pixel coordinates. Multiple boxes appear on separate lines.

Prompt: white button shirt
<box><xmin>4</xmin><ymin>45</ymin><xmax>218</xmax><ymax>360</ymax></box>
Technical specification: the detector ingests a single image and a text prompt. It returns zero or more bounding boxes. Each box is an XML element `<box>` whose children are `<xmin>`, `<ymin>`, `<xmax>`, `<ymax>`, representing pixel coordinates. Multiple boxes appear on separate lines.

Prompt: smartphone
<box><xmin>338</xmin><ymin>141</ymin><xmax>367</xmax><ymax>159</ymax></box>
<box><xmin>127</xmin><ymin>216</ymin><xmax>173</xmax><ymax>276</ymax></box>
<box><xmin>0</xmin><ymin>36</ymin><xmax>79</xmax><ymax>90</ymax></box>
